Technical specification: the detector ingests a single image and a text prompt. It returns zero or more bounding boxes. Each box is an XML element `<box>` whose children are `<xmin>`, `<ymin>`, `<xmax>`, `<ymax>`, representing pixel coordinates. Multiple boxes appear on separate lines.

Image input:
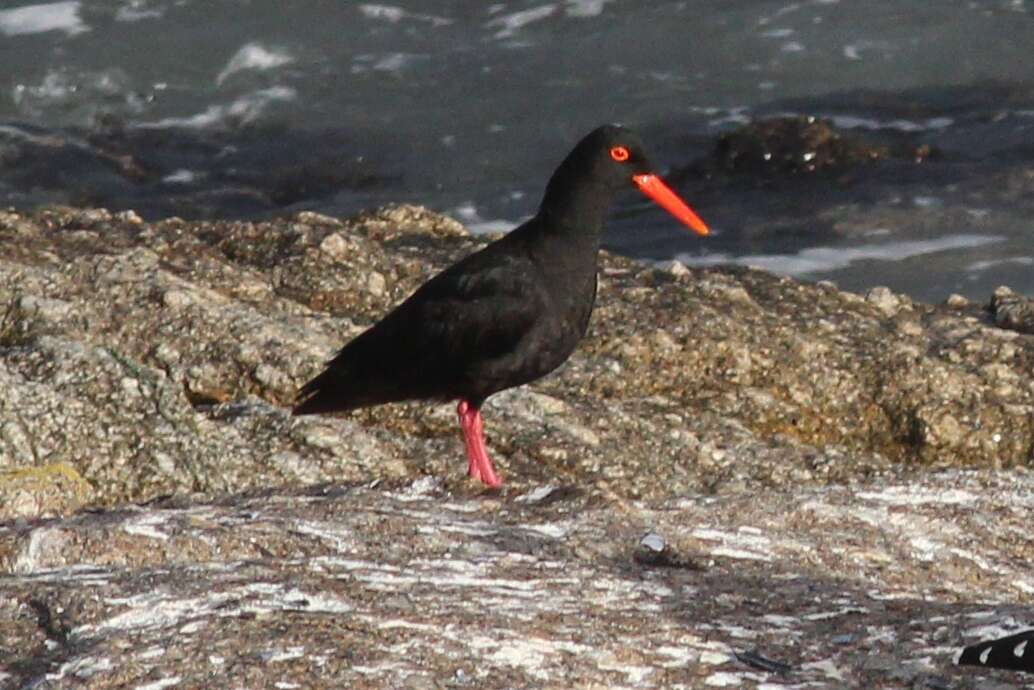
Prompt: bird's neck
<box><xmin>538</xmin><ymin>178</ymin><xmax>613</xmax><ymax>238</ymax></box>
<box><xmin>529</xmin><ymin>194</ymin><xmax>604</xmax><ymax>282</ymax></box>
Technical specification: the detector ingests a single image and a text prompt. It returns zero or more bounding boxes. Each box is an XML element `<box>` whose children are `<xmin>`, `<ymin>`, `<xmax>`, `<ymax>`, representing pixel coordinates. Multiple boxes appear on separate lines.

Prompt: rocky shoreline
<box><xmin>0</xmin><ymin>205</ymin><xmax>1032</xmax><ymax>688</ymax></box>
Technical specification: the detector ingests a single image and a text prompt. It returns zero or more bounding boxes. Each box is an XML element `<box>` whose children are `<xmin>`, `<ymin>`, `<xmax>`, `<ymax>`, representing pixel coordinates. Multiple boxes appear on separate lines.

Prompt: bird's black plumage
<box><xmin>958</xmin><ymin>629</ymin><xmax>1034</xmax><ymax>673</ymax></box>
<box><xmin>294</xmin><ymin>125</ymin><xmax>657</xmax><ymax>414</ymax></box>
<box><xmin>293</xmin><ymin>124</ymin><xmax>709</xmax><ymax>485</ymax></box>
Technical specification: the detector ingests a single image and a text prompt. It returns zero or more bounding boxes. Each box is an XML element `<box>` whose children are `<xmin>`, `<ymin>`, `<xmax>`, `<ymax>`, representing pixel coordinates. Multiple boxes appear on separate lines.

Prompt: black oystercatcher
<box><xmin>958</xmin><ymin>629</ymin><xmax>1034</xmax><ymax>673</ymax></box>
<box><xmin>293</xmin><ymin>124</ymin><xmax>709</xmax><ymax>487</ymax></box>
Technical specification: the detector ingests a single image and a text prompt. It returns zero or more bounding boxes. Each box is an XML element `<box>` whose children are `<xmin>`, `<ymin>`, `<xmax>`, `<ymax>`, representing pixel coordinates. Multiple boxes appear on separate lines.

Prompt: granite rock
<box><xmin>1</xmin><ymin>472</ymin><xmax>1033</xmax><ymax>688</ymax></box>
<box><xmin>0</xmin><ymin>205</ymin><xmax>1031</xmax><ymax>687</ymax></box>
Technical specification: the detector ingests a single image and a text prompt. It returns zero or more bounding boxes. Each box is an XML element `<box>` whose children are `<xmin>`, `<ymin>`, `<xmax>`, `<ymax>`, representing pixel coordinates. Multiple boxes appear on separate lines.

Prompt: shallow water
<box><xmin>1</xmin><ymin>0</ymin><xmax>1033</xmax><ymax>302</ymax></box>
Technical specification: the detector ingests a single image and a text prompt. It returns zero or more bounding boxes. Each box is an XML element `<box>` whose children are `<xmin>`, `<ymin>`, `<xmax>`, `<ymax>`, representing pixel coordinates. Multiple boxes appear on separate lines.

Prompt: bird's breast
<box><xmin>535</xmin><ymin>268</ymin><xmax>598</xmax><ymax>364</ymax></box>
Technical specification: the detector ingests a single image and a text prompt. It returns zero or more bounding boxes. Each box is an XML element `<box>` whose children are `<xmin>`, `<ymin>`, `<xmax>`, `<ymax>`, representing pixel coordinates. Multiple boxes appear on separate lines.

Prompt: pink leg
<box><xmin>457</xmin><ymin>400</ymin><xmax>502</xmax><ymax>488</ymax></box>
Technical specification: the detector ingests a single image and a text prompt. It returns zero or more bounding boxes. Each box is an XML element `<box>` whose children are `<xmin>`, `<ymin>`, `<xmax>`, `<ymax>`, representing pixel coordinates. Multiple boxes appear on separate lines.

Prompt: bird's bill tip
<box><xmin>632</xmin><ymin>173</ymin><xmax>710</xmax><ymax>236</ymax></box>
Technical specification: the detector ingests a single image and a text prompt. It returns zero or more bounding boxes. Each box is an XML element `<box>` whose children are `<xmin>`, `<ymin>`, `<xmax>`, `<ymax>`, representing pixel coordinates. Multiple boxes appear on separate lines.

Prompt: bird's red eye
<box><xmin>609</xmin><ymin>146</ymin><xmax>630</xmax><ymax>162</ymax></box>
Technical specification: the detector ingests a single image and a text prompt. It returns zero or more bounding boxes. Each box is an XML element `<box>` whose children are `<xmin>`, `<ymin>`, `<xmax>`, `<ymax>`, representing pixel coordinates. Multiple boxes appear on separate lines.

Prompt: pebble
<box><xmin>668</xmin><ymin>260</ymin><xmax>690</xmax><ymax>277</ymax></box>
<box><xmin>319</xmin><ymin>232</ymin><xmax>352</xmax><ymax>260</ymax></box>
<box><xmin>866</xmin><ymin>286</ymin><xmax>901</xmax><ymax>316</ymax></box>
<box><xmin>366</xmin><ymin>271</ymin><xmax>387</xmax><ymax>297</ymax></box>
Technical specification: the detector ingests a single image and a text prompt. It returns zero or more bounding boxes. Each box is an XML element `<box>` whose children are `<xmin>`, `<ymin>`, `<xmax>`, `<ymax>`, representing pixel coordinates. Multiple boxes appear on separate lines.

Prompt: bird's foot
<box><xmin>457</xmin><ymin>400</ymin><xmax>503</xmax><ymax>488</ymax></box>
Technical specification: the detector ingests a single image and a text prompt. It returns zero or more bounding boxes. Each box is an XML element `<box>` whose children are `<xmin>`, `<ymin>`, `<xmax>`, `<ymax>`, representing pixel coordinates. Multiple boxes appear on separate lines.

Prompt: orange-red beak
<box><xmin>632</xmin><ymin>174</ymin><xmax>710</xmax><ymax>236</ymax></box>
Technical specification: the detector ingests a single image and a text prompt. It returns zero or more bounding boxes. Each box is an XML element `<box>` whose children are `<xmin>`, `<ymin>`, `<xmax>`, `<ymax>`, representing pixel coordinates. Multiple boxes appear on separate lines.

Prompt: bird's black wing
<box><xmin>293</xmin><ymin>244</ymin><xmax>547</xmax><ymax>414</ymax></box>
<box><xmin>958</xmin><ymin>629</ymin><xmax>1034</xmax><ymax>673</ymax></box>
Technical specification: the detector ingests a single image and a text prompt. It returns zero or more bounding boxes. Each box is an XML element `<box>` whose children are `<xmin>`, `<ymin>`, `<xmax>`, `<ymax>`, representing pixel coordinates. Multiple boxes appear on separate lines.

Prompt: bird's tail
<box><xmin>292</xmin><ymin>359</ymin><xmax>418</xmax><ymax>415</ymax></box>
<box><xmin>292</xmin><ymin>367</ymin><xmax>353</xmax><ymax>415</ymax></box>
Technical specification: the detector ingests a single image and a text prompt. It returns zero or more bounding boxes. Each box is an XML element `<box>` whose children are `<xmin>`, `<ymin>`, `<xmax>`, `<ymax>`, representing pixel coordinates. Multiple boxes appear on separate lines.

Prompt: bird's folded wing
<box><xmin>402</xmin><ymin>254</ymin><xmax>546</xmax><ymax>362</ymax></box>
<box><xmin>293</xmin><ymin>252</ymin><xmax>546</xmax><ymax>412</ymax></box>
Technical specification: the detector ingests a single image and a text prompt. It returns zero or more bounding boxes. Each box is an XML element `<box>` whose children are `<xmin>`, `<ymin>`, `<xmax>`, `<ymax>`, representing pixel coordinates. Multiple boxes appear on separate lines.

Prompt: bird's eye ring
<box><xmin>609</xmin><ymin>146</ymin><xmax>630</xmax><ymax>162</ymax></box>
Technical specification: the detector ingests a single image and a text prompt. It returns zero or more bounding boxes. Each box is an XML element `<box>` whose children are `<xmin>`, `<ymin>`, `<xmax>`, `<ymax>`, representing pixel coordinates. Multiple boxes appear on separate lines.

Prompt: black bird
<box><xmin>958</xmin><ymin>629</ymin><xmax>1034</xmax><ymax>673</ymax></box>
<box><xmin>293</xmin><ymin>124</ymin><xmax>709</xmax><ymax>486</ymax></box>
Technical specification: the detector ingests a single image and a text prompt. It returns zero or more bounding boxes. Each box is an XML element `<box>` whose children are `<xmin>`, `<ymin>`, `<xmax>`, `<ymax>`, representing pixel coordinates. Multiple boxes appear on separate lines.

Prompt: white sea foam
<box><xmin>115</xmin><ymin>1</ymin><xmax>163</xmax><ymax>22</ymax></box>
<box><xmin>0</xmin><ymin>1</ymin><xmax>86</xmax><ymax>37</ymax></box>
<box><xmin>485</xmin><ymin>5</ymin><xmax>557</xmax><ymax>39</ymax></box>
<box><xmin>967</xmin><ymin>256</ymin><xmax>1034</xmax><ymax>272</ymax></box>
<box><xmin>216</xmin><ymin>43</ymin><xmax>294</xmax><ymax>85</ymax></box>
<box><xmin>708</xmin><ymin>107</ymin><xmax>753</xmax><ymax>127</ymax></box>
<box><xmin>135</xmin><ymin>87</ymin><xmax>296</xmax><ymax>129</ymax></box>
<box><xmin>450</xmin><ymin>203</ymin><xmax>520</xmax><ymax>234</ymax></box>
<box><xmin>840</xmin><ymin>38</ymin><xmax>895</xmax><ymax>61</ymax></box>
<box><xmin>564</xmin><ymin>0</ymin><xmax>615</xmax><ymax>17</ymax></box>
<box><xmin>830</xmin><ymin>114</ymin><xmax>954</xmax><ymax>132</ymax></box>
<box><xmin>358</xmin><ymin>4</ymin><xmax>452</xmax><ymax>26</ymax></box>
<box><xmin>352</xmin><ymin>52</ymin><xmax>428</xmax><ymax>74</ymax></box>
<box><xmin>761</xmin><ymin>28</ymin><xmax>795</xmax><ymax>38</ymax></box>
<box><xmin>676</xmin><ymin>234</ymin><xmax>1003</xmax><ymax>277</ymax></box>
<box><xmin>162</xmin><ymin>169</ymin><xmax>200</xmax><ymax>185</ymax></box>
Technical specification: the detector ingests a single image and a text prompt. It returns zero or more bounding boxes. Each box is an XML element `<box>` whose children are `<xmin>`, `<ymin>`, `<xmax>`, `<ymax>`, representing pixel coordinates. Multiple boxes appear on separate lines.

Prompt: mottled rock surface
<box><xmin>0</xmin><ymin>205</ymin><xmax>1032</xmax><ymax>688</ymax></box>
<box><xmin>2</xmin><ymin>472</ymin><xmax>1034</xmax><ymax>689</ymax></box>
<box><xmin>990</xmin><ymin>285</ymin><xmax>1034</xmax><ymax>336</ymax></box>
<box><xmin>1</xmin><ymin>205</ymin><xmax>1031</xmax><ymax>513</ymax></box>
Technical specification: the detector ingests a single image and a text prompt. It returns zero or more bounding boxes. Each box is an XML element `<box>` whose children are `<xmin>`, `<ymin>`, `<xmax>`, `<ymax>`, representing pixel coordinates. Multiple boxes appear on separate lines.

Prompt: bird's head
<box><xmin>547</xmin><ymin>124</ymin><xmax>710</xmax><ymax>236</ymax></box>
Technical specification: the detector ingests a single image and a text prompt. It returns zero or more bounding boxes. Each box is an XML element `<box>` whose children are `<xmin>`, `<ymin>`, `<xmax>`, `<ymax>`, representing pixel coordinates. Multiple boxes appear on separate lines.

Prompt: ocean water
<box><xmin>1</xmin><ymin>0</ymin><xmax>1032</xmax><ymax>302</ymax></box>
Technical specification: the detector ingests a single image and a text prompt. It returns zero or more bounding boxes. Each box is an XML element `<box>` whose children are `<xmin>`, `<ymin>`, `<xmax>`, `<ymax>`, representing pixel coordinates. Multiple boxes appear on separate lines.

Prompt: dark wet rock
<box><xmin>693</xmin><ymin>116</ymin><xmax>937</xmax><ymax>178</ymax></box>
<box><xmin>633</xmin><ymin>532</ymin><xmax>704</xmax><ymax>570</ymax></box>
<box><xmin>714</xmin><ymin>116</ymin><xmax>880</xmax><ymax>175</ymax></box>
<box><xmin>989</xmin><ymin>285</ymin><xmax>1034</xmax><ymax>335</ymax></box>
<box><xmin>0</xmin><ymin>123</ymin><xmax>397</xmax><ymax>219</ymax></box>
<box><xmin>263</xmin><ymin>154</ymin><xmax>394</xmax><ymax>207</ymax></box>
<box><xmin>654</xmin><ymin>116</ymin><xmax>951</xmax><ymax>255</ymax></box>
